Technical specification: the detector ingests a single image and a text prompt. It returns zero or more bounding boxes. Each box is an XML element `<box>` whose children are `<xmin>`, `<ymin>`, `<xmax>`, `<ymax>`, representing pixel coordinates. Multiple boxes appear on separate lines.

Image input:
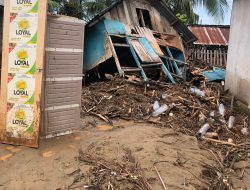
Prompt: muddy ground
<box><xmin>0</xmin><ymin>118</ymin><xmax>249</xmax><ymax>190</ymax></box>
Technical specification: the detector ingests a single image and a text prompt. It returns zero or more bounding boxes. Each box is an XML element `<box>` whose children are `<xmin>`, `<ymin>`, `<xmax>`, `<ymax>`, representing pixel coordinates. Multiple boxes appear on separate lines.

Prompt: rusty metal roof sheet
<box><xmin>188</xmin><ymin>25</ymin><xmax>230</xmax><ymax>46</ymax></box>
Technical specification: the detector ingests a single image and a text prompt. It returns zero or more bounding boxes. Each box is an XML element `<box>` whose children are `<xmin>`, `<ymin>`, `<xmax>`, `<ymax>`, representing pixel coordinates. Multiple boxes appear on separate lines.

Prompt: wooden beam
<box><xmin>123</xmin><ymin>0</ymin><xmax>131</xmax><ymax>25</ymax></box>
<box><xmin>108</xmin><ymin>35</ymin><xmax>124</xmax><ymax>77</ymax></box>
<box><xmin>0</xmin><ymin>0</ymin><xmax>10</xmax><ymax>141</ymax></box>
<box><xmin>34</xmin><ymin>0</ymin><xmax>48</xmax><ymax>148</ymax></box>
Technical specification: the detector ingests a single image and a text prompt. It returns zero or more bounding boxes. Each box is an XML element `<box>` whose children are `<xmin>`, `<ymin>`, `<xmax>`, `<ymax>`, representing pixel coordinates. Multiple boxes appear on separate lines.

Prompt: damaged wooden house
<box><xmin>84</xmin><ymin>0</ymin><xmax>197</xmax><ymax>83</ymax></box>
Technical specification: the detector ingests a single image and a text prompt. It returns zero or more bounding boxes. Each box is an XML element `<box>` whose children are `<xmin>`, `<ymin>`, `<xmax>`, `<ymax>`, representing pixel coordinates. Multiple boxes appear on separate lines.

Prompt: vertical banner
<box><xmin>0</xmin><ymin>0</ymin><xmax>47</xmax><ymax>148</ymax></box>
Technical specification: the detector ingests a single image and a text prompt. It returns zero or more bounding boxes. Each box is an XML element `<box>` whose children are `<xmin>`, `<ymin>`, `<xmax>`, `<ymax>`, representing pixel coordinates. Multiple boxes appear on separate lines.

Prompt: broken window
<box><xmin>136</xmin><ymin>8</ymin><xmax>152</xmax><ymax>29</ymax></box>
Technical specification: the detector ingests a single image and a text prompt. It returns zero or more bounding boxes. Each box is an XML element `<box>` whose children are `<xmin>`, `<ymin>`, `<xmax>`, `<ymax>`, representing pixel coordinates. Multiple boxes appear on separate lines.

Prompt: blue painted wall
<box><xmin>84</xmin><ymin>20</ymin><xmax>107</xmax><ymax>71</ymax></box>
<box><xmin>84</xmin><ymin>19</ymin><xmax>127</xmax><ymax>72</ymax></box>
<box><xmin>104</xmin><ymin>19</ymin><xmax>126</xmax><ymax>35</ymax></box>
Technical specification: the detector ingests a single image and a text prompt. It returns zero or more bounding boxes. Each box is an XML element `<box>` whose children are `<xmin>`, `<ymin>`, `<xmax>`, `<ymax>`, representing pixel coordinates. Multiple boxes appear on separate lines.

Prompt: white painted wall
<box><xmin>225</xmin><ymin>0</ymin><xmax>250</xmax><ymax>105</ymax></box>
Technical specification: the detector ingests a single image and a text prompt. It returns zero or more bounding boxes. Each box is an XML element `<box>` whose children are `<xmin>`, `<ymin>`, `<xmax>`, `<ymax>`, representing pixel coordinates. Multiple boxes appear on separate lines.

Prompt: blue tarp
<box><xmin>202</xmin><ymin>67</ymin><xmax>225</xmax><ymax>81</ymax></box>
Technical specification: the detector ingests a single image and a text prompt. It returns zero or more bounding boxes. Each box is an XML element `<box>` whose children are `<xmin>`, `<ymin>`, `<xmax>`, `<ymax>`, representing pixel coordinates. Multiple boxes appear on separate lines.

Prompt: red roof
<box><xmin>188</xmin><ymin>25</ymin><xmax>230</xmax><ymax>46</ymax></box>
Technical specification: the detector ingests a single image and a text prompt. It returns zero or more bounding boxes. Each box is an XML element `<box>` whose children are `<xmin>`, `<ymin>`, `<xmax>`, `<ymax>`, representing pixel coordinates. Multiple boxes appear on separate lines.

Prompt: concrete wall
<box><xmin>225</xmin><ymin>0</ymin><xmax>250</xmax><ymax>105</ymax></box>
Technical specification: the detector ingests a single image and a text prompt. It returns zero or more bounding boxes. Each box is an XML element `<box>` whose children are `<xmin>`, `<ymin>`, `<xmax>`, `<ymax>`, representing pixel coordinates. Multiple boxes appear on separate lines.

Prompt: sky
<box><xmin>194</xmin><ymin>0</ymin><xmax>233</xmax><ymax>25</ymax></box>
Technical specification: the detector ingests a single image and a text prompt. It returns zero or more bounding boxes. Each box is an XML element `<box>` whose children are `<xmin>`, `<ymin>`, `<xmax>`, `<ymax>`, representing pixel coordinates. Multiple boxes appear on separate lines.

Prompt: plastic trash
<box><xmin>197</xmin><ymin>123</ymin><xmax>210</xmax><ymax>139</ymax></box>
<box><xmin>152</xmin><ymin>104</ymin><xmax>168</xmax><ymax>117</ymax></box>
<box><xmin>153</xmin><ymin>101</ymin><xmax>160</xmax><ymax>111</ymax></box>
<box><xmin>241</xmin><ymin>128</ymin><xmax>249</xmax><ymax>136</ymax></box>
<box><xmin>219</xmin><ymin>103</ymin><xmax>225</xmax><ymax>117</ymax></box>
<box><xmin>162</xmin><ymin>94</ymin><xmax>168</xmax><ymax>100</ymax></box>
<box><xmin>209</xmin><ymin>111</ymin><xmax>215</xmax><ymax>117</ymax></box>
<box><xmin>190</xmin><ymin>87</ymin><xmax>205</xmax><ymax>97</ymax></box>
<box><xmin>228</xmin><ymin>116</ymin><xmax>235</xmax><ymax>129</ymax></box>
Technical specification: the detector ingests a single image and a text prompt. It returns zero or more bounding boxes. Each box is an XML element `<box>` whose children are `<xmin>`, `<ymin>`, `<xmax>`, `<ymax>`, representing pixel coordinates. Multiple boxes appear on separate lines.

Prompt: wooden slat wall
<box><xmin>186</xmin><ymin>46</ymin><xmax>228</xmax><ymax>68</ymax></box>
<box><xmin>101</xmin><ymin>0</ymin><xmax>179</xmax><ymax>36</ymax></box>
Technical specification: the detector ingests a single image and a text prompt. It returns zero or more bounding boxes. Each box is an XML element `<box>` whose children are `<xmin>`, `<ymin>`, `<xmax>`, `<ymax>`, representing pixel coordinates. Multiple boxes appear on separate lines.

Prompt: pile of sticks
<box><xmin>78</xmin><ymin>147</ymin><xmax>152</xmax><ymax>190</ymax></box>
<box><xmin>81</xmin><ymin>76</ymin><xmax>250</xmax><ymax>189</ymax></box>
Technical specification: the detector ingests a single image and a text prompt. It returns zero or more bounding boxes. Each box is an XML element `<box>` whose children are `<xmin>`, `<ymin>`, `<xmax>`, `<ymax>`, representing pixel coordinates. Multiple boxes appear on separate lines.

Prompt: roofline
<box><xmin>86</xmin><ymin>0</ymin><xmax>123</xmax><ymax>27</ymax></box>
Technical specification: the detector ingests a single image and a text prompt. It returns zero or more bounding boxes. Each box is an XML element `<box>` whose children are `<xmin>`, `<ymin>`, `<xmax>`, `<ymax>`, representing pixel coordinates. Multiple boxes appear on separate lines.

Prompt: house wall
<box><xmin>102</xmin><ymin>0</ymin><xmax>178</xmax><ymax>36</ymax></box>
<box><xmin>225</xmin><ymin>0</ymin><xmax>250</xmax><ymax>104</ymax></box>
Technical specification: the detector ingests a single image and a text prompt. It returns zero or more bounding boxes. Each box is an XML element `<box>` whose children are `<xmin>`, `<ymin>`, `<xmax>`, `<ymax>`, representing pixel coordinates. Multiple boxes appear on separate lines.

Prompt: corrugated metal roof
<box><xmin>189</xmin><ymin>25</ymin><xmax>230</xmax><ymax>46</ymax></box>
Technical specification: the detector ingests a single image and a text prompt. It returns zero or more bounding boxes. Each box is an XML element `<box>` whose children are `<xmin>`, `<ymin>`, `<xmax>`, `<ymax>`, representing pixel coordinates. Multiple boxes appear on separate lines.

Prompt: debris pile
<box><xmin>81</xmin><ymin>76</ymin><xmax>250</xmax><ymax>189</ymax></box>
<box><xmin>78</xmin><ymin>147</ymin><xmax>152</xmax><ymax>190</ymax></box>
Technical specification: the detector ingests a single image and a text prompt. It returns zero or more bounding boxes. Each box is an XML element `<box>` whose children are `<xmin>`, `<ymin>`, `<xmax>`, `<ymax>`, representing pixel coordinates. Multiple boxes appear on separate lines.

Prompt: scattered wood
<box><xmin>203</xmin><ymin>137</ymin><xmax>237</xmax><ymax>147</ymax></box>
<box><xmin>81</xmin><ymin>76</ymin><xmax>250</xmax><ymax>189</ymax></box>
<box><xmin>154</xmin><ymin>165</ymin><xmax>168</xmax><ymax>190</ymax></box>
<box><xmin>78</xmin><ymin>147</ymin><xmax>153</xmax><ymax>190</ymax></box>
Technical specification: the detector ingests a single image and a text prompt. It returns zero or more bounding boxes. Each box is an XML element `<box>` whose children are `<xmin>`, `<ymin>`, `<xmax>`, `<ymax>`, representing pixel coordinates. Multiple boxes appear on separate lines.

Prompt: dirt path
<box><xmin>0</xmin><ymin>119</ymin><xmax>249</xmax><ymax>190</ymax></box>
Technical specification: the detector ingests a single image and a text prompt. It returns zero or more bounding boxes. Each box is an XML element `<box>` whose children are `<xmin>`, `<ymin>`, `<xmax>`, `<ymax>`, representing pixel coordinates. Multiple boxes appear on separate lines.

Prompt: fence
<box><xmin>186</xmin><ymin>46</ymin><xmax>228</xmax><ymax>68</ymax></box>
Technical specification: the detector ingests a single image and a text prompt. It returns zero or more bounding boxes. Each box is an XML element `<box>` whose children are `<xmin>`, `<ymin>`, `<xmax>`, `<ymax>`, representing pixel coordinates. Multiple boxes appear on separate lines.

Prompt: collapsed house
<box><xmin>84</xmin><ymin>0</ymin><xmax>197</xmax><ymax>83</ymax></box>
<box><xmin>187</xmin><ymin>25</ymin><xmax>230</xmax><ymax>68</ymax></box>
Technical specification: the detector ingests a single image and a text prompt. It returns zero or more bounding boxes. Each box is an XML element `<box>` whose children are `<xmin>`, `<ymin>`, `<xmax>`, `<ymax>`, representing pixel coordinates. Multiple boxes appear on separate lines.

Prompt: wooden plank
<box><xmin>110</xmin><ymin>7</ymin><xmax>120</xmax><ymax>21</ymax></box>
<box><xmin>34</xmin><ymin>0</ymin><xmax>49</xmax><ymax>147</ymax></box>
<box><xmin>213</xmin><ymin>50</ymin><xmax>217</xmax><ymax>66</ymax></box>
<box><xmin>223</xmin><ymin>51</ymin><xmax>227</xmax><ymax>67</ymax></box>
<box><xmin>0</xmin><ymin>0</ymin><xmax>10</xmax><ymax>141</ymax></box>
<box><xmin>216</xmin><ymin>49</ymin><xmax>219</xmax><ymax>66</ymax></box>
<box><xmin>116</xmin><ymin>3</ymin><xmax>127</xmax><ymax>24</ymax></box>
<box><xmin>0</xmin><ymin>0</ymin><xmax>48</xmax><ymax>148</ymax></box>
<box><xmin>138</xmin><ymin>9</ymin><xmax>146</xmax><ymax>27</ymax></box>
<box><xmin>219</xmin><ymin>49</ymin><xmax>223</xmax><ymax>67</ymax></box>
<box><xmin>207</xmin><ymin>50</ymin><xmax>209</xmax><ymax>64</ymax></box>
<box><xmin>123</xmin><ymin>0</ymin><xmax>131</xmax><ymax>25</ymax></box>
<box><xmin>210</xmin><ymin>50</ymin><xmax>213</xmax><ymax>65</ymax></box>
<box><xmin>108</xmin><ymin>35</ymin><xmax>124</xmax><ymax>76</ymax></box>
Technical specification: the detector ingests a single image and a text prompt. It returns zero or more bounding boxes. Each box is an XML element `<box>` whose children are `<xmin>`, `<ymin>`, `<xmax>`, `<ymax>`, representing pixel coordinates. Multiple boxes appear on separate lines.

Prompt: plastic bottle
<box><xmin>190</xmin><ymin>87</ymin><xmax>205</xmax><ymax>97</ymax></box>
<box><xmin>152</xmin><ymin>104</ymin><xmax>168</xmax><ymax>117</ymax></box>
<box><xmin>197</xmin><ymin>123</ymin><xmax>210</xmax><ymax>139</ymax></box>
<box><xmin>228</xmin><ymin>116</ymin><xmax>235</xmax><ymax>129</ymax></box>
<box><xmin>219</xmin><ymin>103</ymin><xmax>225</xmax><ymax>117</ymax></box>
<box><xmin>153</xmin><ymin>101</ymin><xmax>160</xmax><ymax>111</ymax></box>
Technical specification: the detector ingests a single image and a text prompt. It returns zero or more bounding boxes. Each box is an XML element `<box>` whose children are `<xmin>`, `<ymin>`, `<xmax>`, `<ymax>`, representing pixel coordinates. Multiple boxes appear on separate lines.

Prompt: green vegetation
<box><xmin>48</xmin><ymin>0</ymin><xmax>229</xmax><ymax>24</ymax></box>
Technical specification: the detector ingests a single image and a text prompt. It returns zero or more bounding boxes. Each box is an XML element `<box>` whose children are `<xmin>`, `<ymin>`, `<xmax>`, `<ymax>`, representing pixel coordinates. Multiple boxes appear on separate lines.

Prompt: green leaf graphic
<box><xmin>26</xmin><ymin>63</ymin><xmax>36</xmax><ymax>74</ymax></box>
<box><xmin>26</xmin><ymin>122</ymin><xmax>34</xmax><ymax>133</ymax></box>
<box><xmin>28</xmin><ymin>32</ymin><xmax>37</xmax><ymax>44</ymax></box>
<box><xmin>25</xmin><ymin>93</ymin><xmax>35</xmax><ymax>105</ymax></box>
<box><xmin>28</xmin><ymin>1</ymin><xmax>39</xmax><ymax>13</ymax></box>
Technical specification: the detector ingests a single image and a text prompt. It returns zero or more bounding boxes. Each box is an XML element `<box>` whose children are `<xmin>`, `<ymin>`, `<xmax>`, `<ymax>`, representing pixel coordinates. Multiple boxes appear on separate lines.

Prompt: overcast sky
<box><xmin>194</xmin><ymin>0</ymin><xmax>233</xmax><ymax>25</ymax></box>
